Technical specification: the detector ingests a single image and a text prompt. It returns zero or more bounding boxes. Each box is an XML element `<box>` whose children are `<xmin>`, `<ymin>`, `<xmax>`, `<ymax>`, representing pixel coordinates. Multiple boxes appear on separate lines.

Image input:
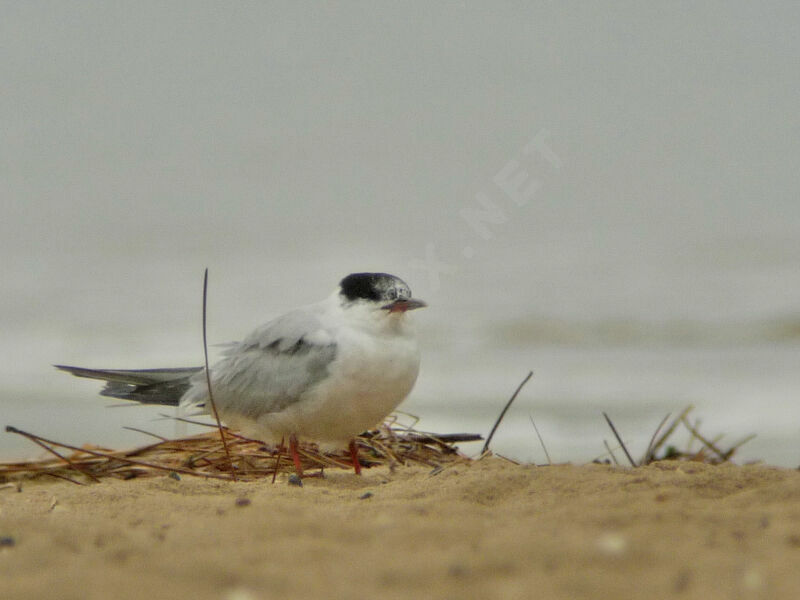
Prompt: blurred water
<box><xmin>2</xmin><ymin>243</ymin><xmax>799</xmax><ymax>467</ymax></box>
<box><xmin>1</xmin><ymin>3</ymin><xmax>799</xmax><ymax>467</ymax></box>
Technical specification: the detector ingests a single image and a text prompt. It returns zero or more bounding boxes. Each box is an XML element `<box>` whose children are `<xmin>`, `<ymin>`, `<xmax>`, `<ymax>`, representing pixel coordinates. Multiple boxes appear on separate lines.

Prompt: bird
<box><xmin>56</xmin><ymin>272</ymin><xmax>426</xmax><ymax>476</ymax></box>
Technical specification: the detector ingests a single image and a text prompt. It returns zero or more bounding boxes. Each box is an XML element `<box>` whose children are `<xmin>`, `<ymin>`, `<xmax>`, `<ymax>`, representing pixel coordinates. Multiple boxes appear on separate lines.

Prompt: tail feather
<box><xmin>55</xmin><ymin>365</ymin><xmax>203</xmax><ymax>406</ymax></box>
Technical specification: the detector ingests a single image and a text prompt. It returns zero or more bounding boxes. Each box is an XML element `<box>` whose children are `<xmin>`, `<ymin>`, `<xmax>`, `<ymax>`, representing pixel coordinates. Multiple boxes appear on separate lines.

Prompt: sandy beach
<box><xmin>2</xmin><ymin>458</ymin><xmax>799</xmax><ymax>600</ymax></box>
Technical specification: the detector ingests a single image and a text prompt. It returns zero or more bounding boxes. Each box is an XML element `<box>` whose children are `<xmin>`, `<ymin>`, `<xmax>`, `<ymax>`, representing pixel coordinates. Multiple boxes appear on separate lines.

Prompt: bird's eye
<box><xmin>386</xmin><ymin>288</ymin><xmax>398</xmax><ymax>301</ymax></box>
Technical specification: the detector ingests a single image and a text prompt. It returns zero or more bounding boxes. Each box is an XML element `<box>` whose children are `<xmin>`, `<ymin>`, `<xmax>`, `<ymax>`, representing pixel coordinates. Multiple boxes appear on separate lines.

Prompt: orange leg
<box><xmin>289</xmin><ymin>434</ymin><xmax>304</xmax><ymax>477</ymax></box>
<box><xmin>349</xmin><ymin>439</ymin><xmax>362</xmax><ymax>475</ymax></box>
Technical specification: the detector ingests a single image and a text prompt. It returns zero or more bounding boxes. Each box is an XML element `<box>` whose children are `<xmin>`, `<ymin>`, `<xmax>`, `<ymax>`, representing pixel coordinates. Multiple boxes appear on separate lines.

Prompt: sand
<box><xmin>1</xmin><ymin>458</ymin><xmax>799</xmax><ymax>600</ymax></box>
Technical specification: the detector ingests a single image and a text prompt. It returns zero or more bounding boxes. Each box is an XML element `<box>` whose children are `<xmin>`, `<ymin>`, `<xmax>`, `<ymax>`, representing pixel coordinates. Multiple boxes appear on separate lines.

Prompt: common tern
<box><xmin>57</xmin><ymin>272</ymin><xmax>426</xmax><ymax>476</ymax></box>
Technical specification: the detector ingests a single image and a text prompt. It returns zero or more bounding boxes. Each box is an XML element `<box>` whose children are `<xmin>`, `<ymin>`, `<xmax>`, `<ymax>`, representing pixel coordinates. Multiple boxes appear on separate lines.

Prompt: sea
<box><xmin>2</xmin><ymin>224</ymin><xmax>798</xmax><ymax>468</ymax></box>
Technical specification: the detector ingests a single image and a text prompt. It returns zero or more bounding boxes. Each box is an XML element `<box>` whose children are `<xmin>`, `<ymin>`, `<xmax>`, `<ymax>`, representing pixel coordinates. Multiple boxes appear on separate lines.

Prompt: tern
<box><xmin>56</xmin><ymin>272</ymin><xmax>426</xmax><ymax>476</ymax></box>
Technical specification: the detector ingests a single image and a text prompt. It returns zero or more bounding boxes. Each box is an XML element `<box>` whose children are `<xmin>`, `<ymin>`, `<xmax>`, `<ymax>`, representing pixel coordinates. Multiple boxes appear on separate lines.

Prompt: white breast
<box><xmin>219</xmin><ymin>307</ymin><xmax>421</xmax><ymax>447</ymax></box>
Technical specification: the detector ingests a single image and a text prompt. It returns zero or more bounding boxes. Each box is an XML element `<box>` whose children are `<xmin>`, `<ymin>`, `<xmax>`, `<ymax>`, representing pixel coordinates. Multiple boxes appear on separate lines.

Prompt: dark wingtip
<box><xmin>53</xmin><ymin>364</ymin><xmax>102</xmax><ymax>379</ymax></box>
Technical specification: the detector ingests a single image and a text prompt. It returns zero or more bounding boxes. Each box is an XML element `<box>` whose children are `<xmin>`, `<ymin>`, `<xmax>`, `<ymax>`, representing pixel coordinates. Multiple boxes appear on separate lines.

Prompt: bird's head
<box><xmin>338</xmin><ymin>273</ymin><xmax>427</xmax><ymax>315</ymax></box>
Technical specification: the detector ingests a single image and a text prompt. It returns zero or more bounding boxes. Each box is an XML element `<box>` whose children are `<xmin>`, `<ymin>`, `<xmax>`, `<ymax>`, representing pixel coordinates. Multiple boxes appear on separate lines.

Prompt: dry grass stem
<box><xmin>1</xmin><ymin>419</ymin><xmax>479</xmax><ymax>484</ymax></box>
<box><xmin>595</xmin><ymin>406</ymin><xmax>754</xmax><ymax>466</ymax></box>
<box><xmin>481</xmin><ymin>370</ymin><xmax>533</xmax><ymax>455</ymax></box>
<box><xmin>647</xmin><ymin>405</ymin><xmax>694</xmax><ymax>460</ymax></box>
<box><xmin>602</xmin><ymin>412</ymin><xmax>637</xmax><ymax>467</ymax></box>
<box><xmin>528</xmin><ymin>415</ymin><xmax>552</xmax><ymax>465</ymax></box>
<box><xmin>202</xmin><ymin>268</ymin><xmax>236</xmax><ymax>481</ymax></box>
<box><xmin>641</xmin><ymin>412</ymin><xmax>672</xmax><ymax>465</ymax></box>
<box><xmin>602</xmin><ymin>440</ymin><xmax>620</xmax><ymax>465</ymax></box>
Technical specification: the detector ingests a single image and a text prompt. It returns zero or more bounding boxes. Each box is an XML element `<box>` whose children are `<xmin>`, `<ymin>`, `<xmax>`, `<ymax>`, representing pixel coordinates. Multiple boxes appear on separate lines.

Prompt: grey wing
<box><xmin>181</xmin><ymin>308</ymin><xmax>337</xmax><ymax>419</ymax></box>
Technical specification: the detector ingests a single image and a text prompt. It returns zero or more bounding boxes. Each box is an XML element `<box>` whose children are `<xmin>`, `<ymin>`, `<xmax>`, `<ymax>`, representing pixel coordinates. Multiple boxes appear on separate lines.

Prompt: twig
<box><xmin>686</xmin><ymin>417</ymin><xmax>702</xmax><ymax>455</ymax></box>
<box><xmin>494</xmin><ymin>453</ymin><xmax>521</xmax><ymax>465</ymax></box>
<box><xmin>722</xmin><ymin>433</ymin><xmax>756</xmax><ymax>460</ymax></box>
<box><xmin>648</xmin><ymin>405</ymin><xmax>693</xmax><ymax>459</ymax></box>
<box><xmin>602</xmin><ymin>412</ymin><xmax>636</xmax><ymax>467</ymax></box>
<box><xmin>5</xmin><ymin>426</ymin><xmax>98</xmax><ymax>483</ymax></box>
<box><xmin>160</xmin><ymin>414</ymin><xmax>220</xmax><ymax>428</ymax></box>
<box><xmin>603</xmin><ymin>440</ymin><xmax>620</xmax><ymax>465</ymax></box>
<box><xmin>271</xmin><ymin>437</ymin><xmax>284</xmax><ymax>483</ymax></box>
<box><xmin>528</xmin><ymin>415</ymin><xmax>552</xmax><ymax>465</ymax></box>
<box><xmin>680</xmin><ymin>415</ymin><xmax>727</xmax><ymax>462</ymax></box>
<box><xmin>391</xmin><ymin>432</ymin><xmax>483</xmax><ymax>444</ymax></box>
<box><xmin>122</xmin><ymin>426</ymin><xmax>170</xmax><ymax>441</ymax></box>
<box><xmin>481</xmin><ymin>371</ymin><xmax>533</xmax><ymax>455</ymax></box>
<box><xmin>391</xmin><ymin>410</ymin><xmax>421</xmax><ymax>432</ymax></box>
<box><xmin>202</xmin><ymin>269</ymin><xmax>237</xmax><ymax>481</ymax></box>
<box><xmin>5</xmin><ymin>425</ymin><xmax>233</xmax><ymax>481</ymax></box>
<box><xmin>641</xmin><ymin>412</ymin><xmax>672</xmax><ymax>465</ymax></box>
<box><xmin>364</xmin><ymin>436</ymin><xmax>404</xmax><ymax>464</ymax></box>
<box><xmin>42</xmin><ymin>471</ymin><xmax>87</xmax><ymax>485</ymax></box>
